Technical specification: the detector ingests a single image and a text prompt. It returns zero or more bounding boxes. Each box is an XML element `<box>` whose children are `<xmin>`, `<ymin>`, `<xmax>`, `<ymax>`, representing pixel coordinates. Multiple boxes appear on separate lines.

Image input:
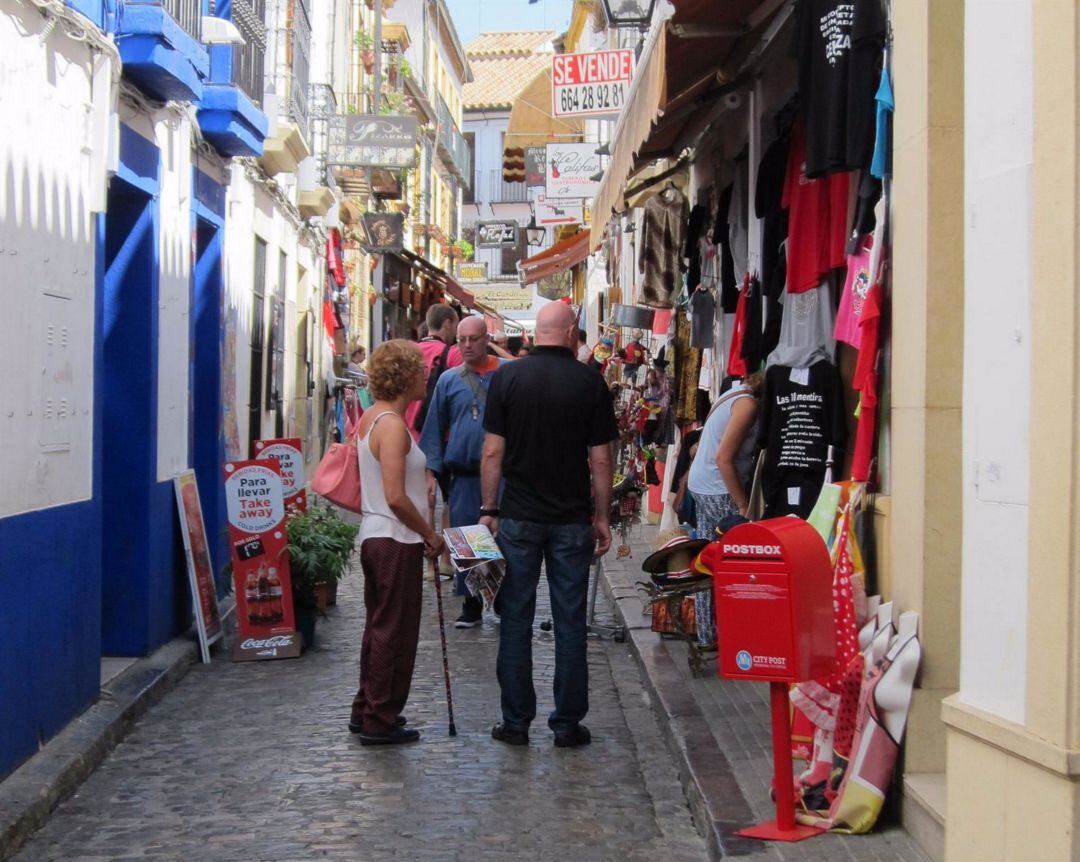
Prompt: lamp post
<box><xmin>600</xmin><ymin>0</ymin><xmax>658</xmax><ymax>56</ymax></box>
<box><xmin>525</xmin><ymin>214</ymin><xmax>545</xmax><ymax>248</ymax></box>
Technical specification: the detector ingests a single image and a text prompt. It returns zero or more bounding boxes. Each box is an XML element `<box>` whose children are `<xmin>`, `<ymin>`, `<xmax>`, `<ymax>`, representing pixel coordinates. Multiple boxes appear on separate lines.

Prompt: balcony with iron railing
<box><xmin>230</xmin><ymin>0</ymin><xmax>266</xmax><ymax>107</ymax></box>
<box><xmin>115</xmin><ymin>0</ymin><xmax>208</xmax><ymax>101</ymax></box>
<box><xmin>478</xmin><ymin>169</ymin><xmax>528</xmax><ymax>204</ymax></box>
<box><xmin>433</xmin><ymin>90</ymin><xmax>471</xmax><ymax>183</ymax></box>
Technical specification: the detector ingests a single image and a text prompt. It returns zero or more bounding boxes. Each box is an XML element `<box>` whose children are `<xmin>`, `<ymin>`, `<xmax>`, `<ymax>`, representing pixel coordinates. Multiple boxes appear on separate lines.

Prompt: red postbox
<box><xmin>699</xmin><ymin>517</ymin><xmax>836</xmax><ymax>842</ymax></box>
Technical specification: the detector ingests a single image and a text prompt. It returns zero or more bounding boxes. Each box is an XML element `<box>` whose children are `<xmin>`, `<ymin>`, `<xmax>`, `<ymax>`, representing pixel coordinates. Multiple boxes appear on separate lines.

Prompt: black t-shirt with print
<box><xmin>756</xmin><ymin>360</ymin><xmax>848</xmax><ymax>518</ymax></box>
<box><xmin>483</xmin><ymin>346</ymin><xmax>619</xmax><ymax>524</ymax></box>
<box><xmin>795</xmin><ymin>0</ymin><xmax>887</xmax><ymax>178</ymax></box>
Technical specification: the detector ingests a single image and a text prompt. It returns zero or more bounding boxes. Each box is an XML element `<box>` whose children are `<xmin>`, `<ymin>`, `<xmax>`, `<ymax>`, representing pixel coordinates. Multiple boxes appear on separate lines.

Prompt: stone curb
<box><xmin>599</xmin><ymin>556</ymin><xmax>760</xmax><ymax>860</ymax></box>
<box><xmin>0</xmin><ymin>634</ymin><xmax>200</xmax><ymax>861</ymax></box>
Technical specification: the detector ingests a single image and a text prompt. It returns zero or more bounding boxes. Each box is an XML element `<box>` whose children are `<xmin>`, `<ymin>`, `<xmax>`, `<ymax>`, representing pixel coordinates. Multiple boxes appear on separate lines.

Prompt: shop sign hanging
<box><xmin>173</xmin><ymin>471</ymin><xmax>223</xmax><ymax>663</ymax></box>
<box><xmin>476</xmin><ymin>220</ymin><xmax>520</xmax><ymax>248</ymax></box>
<box><xmin>327</xmin><ymin>114</ymin><xmax>418</xmax><ymax>168</ymax></box>
<box><xmin>223</xmin><ymin>460</ymin><xmax>301</xmax><ymax>661</ymax></box>
<box><xmin>524</xmin><ymin>147</ymin><xmax>547</xmax><ymax>188</ymax></box>
<box><xmin>254</xmin><ymin>437</ymin><xmax>307</xmax><ymax>512</ymax></box>
<box><xmin>552</xmin><ymin>50</ymin><xmax>634</xmax><ymax>118</ymax></box>
<box><xmin>362</xmin><ymin>212</ymin><xmax>405</xmax><ymax>254</ymax></box>
<box><xmin>471</xmin><ymin>286</ymin><xmax>533</xmax><ymax>312</ymax></box>
<box><xmin>545</xmin><ymin>143</ymin><xmax>601</xmax><ymax>201</ymax></box>
<box><xmin>458</xmin><ymin>261</ymin><xmax>489</xmax><ymax>282</ymax></box>
<box><xmin>533</xmin><ymin>192</ymin><xmax>583</xmax><ymax>226</ymax></box>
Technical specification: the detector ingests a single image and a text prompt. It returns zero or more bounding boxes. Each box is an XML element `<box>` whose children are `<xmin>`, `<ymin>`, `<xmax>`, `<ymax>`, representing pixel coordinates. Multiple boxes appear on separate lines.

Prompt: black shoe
<box><xmin>491</xmin><ymin>722</ymin><xmax>529</xmax><ymax>746</ymax></box>
<box><xmin>553</xmin><ymin>724</ymin><xmax>591</xmax><ymax>748</ymax></box>
<box><xmin>359</xmin><ymin>727</ymin><xmax>421</xmax><ymax>746</ymax></box>
<box><xmin>348</xmin><ymin>715</ymin><xmax>406</xmax><ymax>733</ymax></box>
<box><xmin>454</xmin><ymin>596</ymin><xmax>483</xmax><ymax>628</ymax></box>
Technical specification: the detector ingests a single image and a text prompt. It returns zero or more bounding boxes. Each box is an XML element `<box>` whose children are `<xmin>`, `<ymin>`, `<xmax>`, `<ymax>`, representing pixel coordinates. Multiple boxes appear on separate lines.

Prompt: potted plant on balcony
<box><xmin>355</xmin><ymin>31</ymin><xmax>375</xmax><ymax>74</ymax></box>
<box><xmin>286</xmin><ymin>505</ymin><xmax>359</xmax><ymax>648</ymax></box>
<box><xmin>453</xmin><ymin>239</ymin><xmax>474</xmax><ymax>261</ymax></box>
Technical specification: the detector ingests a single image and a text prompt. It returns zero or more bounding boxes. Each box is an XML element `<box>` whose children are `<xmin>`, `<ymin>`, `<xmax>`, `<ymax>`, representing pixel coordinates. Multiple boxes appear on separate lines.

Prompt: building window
<box><xmin>463</xmin><ymin>132</ymin><xmax>476</xmax><ymax>204</ymax></box>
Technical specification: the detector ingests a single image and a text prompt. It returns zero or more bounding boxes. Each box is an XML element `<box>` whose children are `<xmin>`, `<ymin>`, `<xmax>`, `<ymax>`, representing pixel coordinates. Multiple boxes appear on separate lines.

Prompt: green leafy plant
<box><xmin>354</xmin><ymin>30</ymin><xmax>374</xmax><ymax>51</ymax></box>
<box><xmin>453</xmin><ymin>239</ymin><xmax>474</xmax><ymax>261</ymax></box>
<box><xmin>286</xmin><ymin>505</ymin><xmax>359</xmax><ymax>610</ymax></box>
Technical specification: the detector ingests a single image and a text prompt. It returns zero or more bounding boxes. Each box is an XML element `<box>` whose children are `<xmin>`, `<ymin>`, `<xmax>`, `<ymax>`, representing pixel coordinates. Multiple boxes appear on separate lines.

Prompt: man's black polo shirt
<box><xmin>483</xmin><ymin>345</ymin><xmax>618</xmax><ymax>524</ymax></box>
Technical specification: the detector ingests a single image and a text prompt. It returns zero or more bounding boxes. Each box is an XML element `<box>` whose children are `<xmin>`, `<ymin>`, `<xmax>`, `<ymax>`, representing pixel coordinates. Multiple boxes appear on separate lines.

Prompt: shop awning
<box><xmin>443</xmin><ymin>277</ymin><xmax>475</xmax><ymax>306</ymax></box>
<box><xmin>502</xmin><ymin>68</ymin><xmax>584</xmax><ymax>182</ymax></box>
<box><xmin>590</xmin><ymin>0</ymin><xmax>789</xmax><ymax>247</ymax></box>
<box><xmin>518</xmin><ymin>230</ymin><xmax>591</xmax><ymax>285</ymax></box>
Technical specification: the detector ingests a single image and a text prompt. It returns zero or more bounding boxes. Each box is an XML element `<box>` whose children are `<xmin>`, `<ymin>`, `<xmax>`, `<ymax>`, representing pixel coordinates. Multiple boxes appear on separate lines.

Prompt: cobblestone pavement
<box><xmin>14</xmin><ymin>555</ymin><xmax>708</xmax><ymax>862</ymax></box>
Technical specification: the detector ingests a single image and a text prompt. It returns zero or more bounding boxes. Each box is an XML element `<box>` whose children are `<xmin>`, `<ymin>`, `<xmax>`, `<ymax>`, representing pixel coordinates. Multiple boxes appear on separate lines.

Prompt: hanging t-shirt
<box><xmin>871</xmin><ymin>64</ymin><xmax>894</xmax><ymax>180</ymax></box>
<box><xmin>794</xmin><ymin>0</ymin><xmax>887</xmax><ymax>178</ymax></box>
<box><xmin>689</xmin><ymin>288</ymin><xmax>717</xmax><ymax>349</ymax></box>
<box><xmin>782</xmin><ymin>120</ymin><xmax>851</xmax><ymax>294</ymax></box>
<box><xmin>767</xmin><ymin>280</ymin><xmax>836</xmax><ymax>369</ymax></box>
<box><xmin>727</xmin><ymin>278</ymin><xmax>750</xmax><ymax>378</ymax></box>
<box><xmin>757</xmin><ymin>360</ymin><xmax>848</xmax><ymax>519</ymax></box>
<box><xmin>851</xmin><ymin>280</ymin><xmax>883</xmax><ymax>481</ymax></box>
<box><xmin>834</xmin><ymin>238</ymin><xmax>873</xmax><ymax>347</ymax></box>
<box><xmin>729</xmin><ymin>158</ymin><xmax>750</xmax><ymax>278</ymax></box>
<box><xmin>714</xmin><ymin>184</ymin><xmax>740</xmax><ymax>311</ymax></box>
<box><xmin>740</xmin><ymin>276</ymin><xmax>766</xmax><ymax>372</ymax></box>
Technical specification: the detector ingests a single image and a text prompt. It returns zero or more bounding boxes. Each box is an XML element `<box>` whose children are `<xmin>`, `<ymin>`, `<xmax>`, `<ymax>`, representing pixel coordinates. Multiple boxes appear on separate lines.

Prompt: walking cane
<box><xmin>429</xmin><ymin>505</ymin><xmax>457</xmax><ymax>736</ymax></box>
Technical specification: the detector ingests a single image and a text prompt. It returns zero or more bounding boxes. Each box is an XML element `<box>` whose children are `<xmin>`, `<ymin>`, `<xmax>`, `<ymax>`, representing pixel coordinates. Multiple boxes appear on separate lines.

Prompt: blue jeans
<box><xmin>494</xmin><ymin>518</ymin><xmax>595</xmax><ymax>733</ymax></box>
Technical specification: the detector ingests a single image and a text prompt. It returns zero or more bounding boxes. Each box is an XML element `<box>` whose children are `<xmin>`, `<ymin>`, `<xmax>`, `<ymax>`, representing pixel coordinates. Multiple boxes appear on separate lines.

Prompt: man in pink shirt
<box><xmin>406</xmin><ymin>304</ymin><xmax>463</xmax><ymax>438</ymax></box>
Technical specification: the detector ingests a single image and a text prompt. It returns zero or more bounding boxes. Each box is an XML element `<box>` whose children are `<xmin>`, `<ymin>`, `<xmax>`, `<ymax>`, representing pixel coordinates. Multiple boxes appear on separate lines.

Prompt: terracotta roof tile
<box><xmin>463</xmin><ymin>52</ymin><xmax>551</xmax><ymax>110</ymax></box>
<box><xmin>465</xmin><ymin>30</ymin><xmax>556</xmax><ymax>58</ymax></box>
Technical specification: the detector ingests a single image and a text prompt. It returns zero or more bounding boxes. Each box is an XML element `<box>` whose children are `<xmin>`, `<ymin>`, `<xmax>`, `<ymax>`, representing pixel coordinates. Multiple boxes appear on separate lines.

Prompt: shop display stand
<box><xmin>587</xmin><ymin>558</ymin><xmax>626</xmax><ymax>642</ymax></box>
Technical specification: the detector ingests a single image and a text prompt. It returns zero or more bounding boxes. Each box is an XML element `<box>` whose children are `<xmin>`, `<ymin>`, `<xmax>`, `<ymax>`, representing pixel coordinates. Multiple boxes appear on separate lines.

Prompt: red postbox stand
<box><xmin>702</xmin><ymin>518</ymin><xmax>836</xmax><ymax>842</ymax></box>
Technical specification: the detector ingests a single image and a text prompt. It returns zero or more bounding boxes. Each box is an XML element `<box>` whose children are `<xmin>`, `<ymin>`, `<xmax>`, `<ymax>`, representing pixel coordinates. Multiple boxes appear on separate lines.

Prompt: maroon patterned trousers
<box><xmin>351</xmin><ymin>537</ymin><xmax>424</xmax><ymax>734</ymax></box>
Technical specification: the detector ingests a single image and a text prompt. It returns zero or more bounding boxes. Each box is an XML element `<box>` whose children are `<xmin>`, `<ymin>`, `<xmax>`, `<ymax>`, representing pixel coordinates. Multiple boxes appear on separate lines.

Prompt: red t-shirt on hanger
<box><xmin>782</xmin><ymin>120</ymin><xmax>851</xmax><ymax>293</ymax></box>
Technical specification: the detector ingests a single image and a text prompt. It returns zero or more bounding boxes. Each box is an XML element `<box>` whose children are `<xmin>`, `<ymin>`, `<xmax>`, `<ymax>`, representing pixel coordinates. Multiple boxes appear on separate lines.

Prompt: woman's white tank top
<box><xmin>358</xmin><ymin>411</ymin><xmax>428</xmax><ymax>544</ymax></box>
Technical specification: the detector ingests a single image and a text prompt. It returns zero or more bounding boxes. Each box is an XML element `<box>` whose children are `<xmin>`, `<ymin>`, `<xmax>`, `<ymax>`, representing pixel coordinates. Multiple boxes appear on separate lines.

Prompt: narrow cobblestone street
<box><xmin>14</xmin><ymin>560</ymin><xmax>708</xmax><ymax>862</ymax></box>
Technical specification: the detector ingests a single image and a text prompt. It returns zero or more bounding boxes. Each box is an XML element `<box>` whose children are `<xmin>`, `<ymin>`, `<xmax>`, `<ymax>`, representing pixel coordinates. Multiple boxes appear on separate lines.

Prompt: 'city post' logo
<box><xmin>735</xmin><ymin>650</ymin><xmax>753</xmax><ymax>672</ymax></box>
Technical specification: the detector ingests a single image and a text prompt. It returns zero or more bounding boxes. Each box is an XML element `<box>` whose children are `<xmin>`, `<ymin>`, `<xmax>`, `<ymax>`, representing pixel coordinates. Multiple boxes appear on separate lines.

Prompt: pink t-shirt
<box><xmin>405</xmin><ymin>338</ymin><xmax>463</xmax><ymax>439</ymax></box>
<box><xmin>834</xmin><ymin>240</ymin><xmax>874</xmax><ymax>348</ymax></box>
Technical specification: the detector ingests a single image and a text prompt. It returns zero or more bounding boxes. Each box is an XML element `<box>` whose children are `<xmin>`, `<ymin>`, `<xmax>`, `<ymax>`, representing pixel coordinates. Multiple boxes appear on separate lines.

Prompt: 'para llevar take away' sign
<box><xmin>254</xmin><ymin>437</ymin><xmax>307</xmax><ymax>512</ymax></box>
<box><xmin>224</xmin><ymin>460</ymin><xmax>301</xmax><ymax>661</ymax></box>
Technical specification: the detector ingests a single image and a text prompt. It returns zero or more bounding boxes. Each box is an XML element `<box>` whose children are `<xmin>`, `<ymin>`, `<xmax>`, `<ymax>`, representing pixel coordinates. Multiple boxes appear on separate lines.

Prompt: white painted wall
<box><xmin>960</xmin><ymin>0</ymin><xmax>1033</xmax><ymax>723</ymax></box>
<box><xmin>0</xmin><ymin>4</ymin><xmax>112</xmax><ymax>517</ymax></box>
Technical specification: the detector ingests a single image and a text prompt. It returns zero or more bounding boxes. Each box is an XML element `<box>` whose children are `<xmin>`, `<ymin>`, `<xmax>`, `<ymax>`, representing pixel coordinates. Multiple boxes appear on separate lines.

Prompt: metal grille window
<box><xmin>285</xmin><ymin>0</ymin><xmax>311</xmax><ymax>142</ymax></box>
<box><xmin>142</xmin><ymin>0</ymin><xmax>201</xmax><ymax>41</ymax></box>
<box><xmin>231</xmin><ymin>0</ymin><xmax>266</xmax><ymax>107</ymax></box>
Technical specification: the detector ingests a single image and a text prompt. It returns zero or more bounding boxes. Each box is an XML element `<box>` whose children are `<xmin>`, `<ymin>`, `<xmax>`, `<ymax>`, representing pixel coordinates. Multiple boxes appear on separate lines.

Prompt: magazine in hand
<box><xmin>442</xmin><ymin>524</ymin><xmax>505</xmax><ymax>608</ymax></box>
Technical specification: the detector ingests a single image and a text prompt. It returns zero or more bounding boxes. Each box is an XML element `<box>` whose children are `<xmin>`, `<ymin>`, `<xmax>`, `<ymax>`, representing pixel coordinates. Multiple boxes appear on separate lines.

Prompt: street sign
<box><xmin>533</xmin><ymin>192</ymin><xmax>583</xmax><ymax>226</ymax></box>
<box><xmin>476</xmin><ymin>220</ymin><xmax>520</xmax><ymax>248</ymax></box>
<box><xmin>458</xmin><ymin>261</ymin><xmax>489</xmax><ymax>282</ymax></box>
<box><xmin>362</xmin><ymin>212</ymin><xmax>405</xmax><ymax>254</ymax></box>
<box><xmin>552</xmin><ymin>50</ymin><xmax>634</xmax><ymax>118</ymax></box>
<box><xmin>545</xmin><ymin>143</ymin><xmax>600</xmax><ymax>202</ymax></box>
<box><xmin>327</xmin><ymin>114</ymin><xmax>417</xmax><ymax>168</ymax></box>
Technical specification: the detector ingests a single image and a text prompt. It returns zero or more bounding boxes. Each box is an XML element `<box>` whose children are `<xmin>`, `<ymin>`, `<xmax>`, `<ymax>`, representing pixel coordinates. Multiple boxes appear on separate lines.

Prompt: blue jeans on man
<box><xmin>494</xmin><ymin>518</ymin><xmax>595</xmax><ymax>733</ymax></box>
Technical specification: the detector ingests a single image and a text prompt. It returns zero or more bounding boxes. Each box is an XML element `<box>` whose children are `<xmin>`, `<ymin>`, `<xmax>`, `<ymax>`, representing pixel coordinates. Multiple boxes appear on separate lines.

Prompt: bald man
<box><xmin>419</xmin><ymin>315</ymin><xmax>506</xmax><ymax>627</ymax></box>
<box><xmin>479</xmin><ymin>302</ymin><xmax>619</xmax><ymax>748</ymax></box>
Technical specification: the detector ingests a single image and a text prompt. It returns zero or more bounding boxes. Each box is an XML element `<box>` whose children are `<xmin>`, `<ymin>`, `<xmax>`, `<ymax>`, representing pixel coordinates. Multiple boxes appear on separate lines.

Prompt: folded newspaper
<box><xmin>442</xmin><ymin>524</ymin><xmax>505</xmax><ymax>608</ymax></box>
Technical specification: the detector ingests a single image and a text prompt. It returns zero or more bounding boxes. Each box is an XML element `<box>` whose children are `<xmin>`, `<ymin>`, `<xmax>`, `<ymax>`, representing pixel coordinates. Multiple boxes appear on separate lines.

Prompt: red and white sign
<box><xmin>545</xmin><ymin>143</ymin><xmax>601</xmax><ymax>202</ymax></box>
<box><xmin>173</xmin><ymin>470</ymin><xmax>223</xmax><ymax>664</ymax></box>
<box><xmin>533</xmin><ymin>192</ymin><xmax>583</xmax><ymax>226</ymax></box>
<box><xmin>254</xmin><ymin>437</ymin><xmax>307</xmax><ymax>512</ymax></box>
<box><xmin>552</xmin><ymin>50</ymin><xmax>634</xmax><ymax>118</ymax></box>
<box><xmin>224</xmin><ymin>460</ymin><xmax>301</xmax><ymax>661</ymax></box>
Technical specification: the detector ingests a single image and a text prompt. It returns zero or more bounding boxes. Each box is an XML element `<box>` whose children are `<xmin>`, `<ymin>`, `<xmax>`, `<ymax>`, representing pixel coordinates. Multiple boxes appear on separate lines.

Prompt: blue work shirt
<box><xmin>419</xmin><ymin>358</ymin><xmax>506</xmax><ymax>476</ymax></box>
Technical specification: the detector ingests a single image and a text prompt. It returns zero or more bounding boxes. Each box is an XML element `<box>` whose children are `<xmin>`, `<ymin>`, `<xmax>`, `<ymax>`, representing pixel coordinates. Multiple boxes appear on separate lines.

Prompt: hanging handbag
<box><xmin>312</xmin><ymin>393</ymin><xmax>362</xmax><ymax>512</ymax></box>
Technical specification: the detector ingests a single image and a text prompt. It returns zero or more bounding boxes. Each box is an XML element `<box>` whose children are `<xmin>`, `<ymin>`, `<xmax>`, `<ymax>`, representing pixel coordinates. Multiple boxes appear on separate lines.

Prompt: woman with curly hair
<box><xmin>349</xmin><ymin>340</ymin><xmax>447</xmax><ymax>746</ymax></box>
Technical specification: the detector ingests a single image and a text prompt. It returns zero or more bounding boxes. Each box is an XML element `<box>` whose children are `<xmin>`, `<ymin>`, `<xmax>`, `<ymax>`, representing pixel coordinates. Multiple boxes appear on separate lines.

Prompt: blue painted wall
<box><xmin>100</xmin><ymin>126</ymin><xmax>188</xmax><ymax>657</ymax></box>
<box><xmin>0</xmin><ymin>209</ymin><xmax>106</xmax><ymax>781</ymax></box>
<box><xmin>192</xmin><ymin>172</ymin><xmax>228</xmax><ymax>589</ymax></box>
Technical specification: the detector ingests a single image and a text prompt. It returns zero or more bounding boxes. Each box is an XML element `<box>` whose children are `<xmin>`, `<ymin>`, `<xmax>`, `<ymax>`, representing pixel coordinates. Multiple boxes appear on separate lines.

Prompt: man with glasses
<box><xmin>419</xmin><ymin>315</ymin><xmax>506</xmax><ymax>628</ymax></box>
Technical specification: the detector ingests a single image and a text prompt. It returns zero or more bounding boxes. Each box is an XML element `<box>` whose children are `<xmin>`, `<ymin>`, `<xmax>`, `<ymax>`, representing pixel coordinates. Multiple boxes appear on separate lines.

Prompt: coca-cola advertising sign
<box><xmin>545</xmin><ymin>143</ymin><xmax>601</xmax><ymax>201</ymax></box>
<box><xmin>173</xmin><ymin>471</ymin><xmax>223</xmax><ymax>663</ymax></box>
<box><xmin>224</xmin><ymin>460</ymin><xmax>301</xmax><ymax>661</ymax></box>
<box><xmin>254</xmin><ymin>437</ymin><xmax>307</xmax><ymax>512</ymax></box>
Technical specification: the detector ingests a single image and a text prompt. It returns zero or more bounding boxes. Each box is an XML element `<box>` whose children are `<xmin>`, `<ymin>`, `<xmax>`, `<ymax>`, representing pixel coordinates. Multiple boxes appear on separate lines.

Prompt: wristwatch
<box><xmin>479</xmin><ymin>506</ymin><xmax>500</xmax><ymax>517</ymax></box>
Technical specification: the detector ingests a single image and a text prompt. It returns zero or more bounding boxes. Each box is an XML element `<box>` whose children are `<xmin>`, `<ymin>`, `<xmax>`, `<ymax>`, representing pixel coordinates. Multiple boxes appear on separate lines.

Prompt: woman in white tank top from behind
<box><xmin>348</xmin><ymin>340</ymin><xmax>446</xmax><ymax>747</ymax></box>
